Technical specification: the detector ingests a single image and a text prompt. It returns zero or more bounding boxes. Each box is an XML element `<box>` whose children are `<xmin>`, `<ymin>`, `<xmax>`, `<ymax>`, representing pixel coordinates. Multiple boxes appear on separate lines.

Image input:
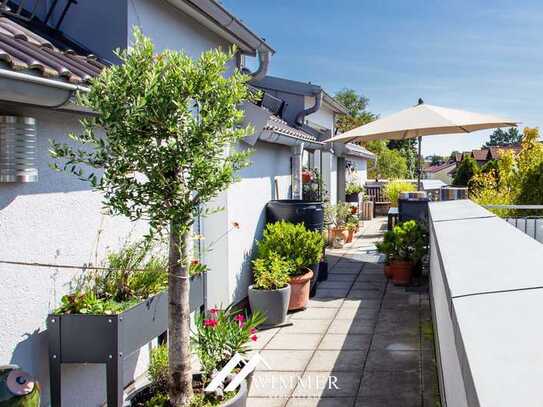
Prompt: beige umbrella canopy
<box><xmin>328</xmin><ymin>99</ymin><xmax>518</xmax><ymax>188</ymax></box>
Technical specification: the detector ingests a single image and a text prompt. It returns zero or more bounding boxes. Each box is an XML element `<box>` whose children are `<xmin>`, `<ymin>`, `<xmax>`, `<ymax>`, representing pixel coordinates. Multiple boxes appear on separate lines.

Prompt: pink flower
<box><xmin>250</xmin><ymin>335</ymin><xmax>258</xmax><ymax>342</ymax></box>
<box><xmin>250</xmin><ymin>328</ymin><xmax>257</xmax><ymax>334</ymax></box>
<box><xmin>234</xmin><ymin>314</ymin><xmax>245</xmax><ymax>328</ymax></box>
<box><xmin>204</xmin><ymin>319</ymin><xmax>217</xmax><ymax>328</ymax></box>
<box><xmin>209</xmin><ymin>307</ymin><xmax>219</xmax><ymax>315</ymax></box>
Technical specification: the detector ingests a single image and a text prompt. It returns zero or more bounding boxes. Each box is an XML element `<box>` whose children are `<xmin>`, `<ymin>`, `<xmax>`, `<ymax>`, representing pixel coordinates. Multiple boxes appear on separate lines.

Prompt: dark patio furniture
<box><xmin>365</xmin><ymin>185</ymin><xmax>391</xmax><ymax>217</ymax></box>
<box><xmin>387</xmin><ymin>207</ymin><xmax>399</xmax><ymax>230</ymax></box>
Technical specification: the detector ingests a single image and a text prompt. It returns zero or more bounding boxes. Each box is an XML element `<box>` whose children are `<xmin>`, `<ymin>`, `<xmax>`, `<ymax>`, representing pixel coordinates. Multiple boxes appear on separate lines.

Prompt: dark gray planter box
<box><xmin>47</xmin><ymin>273</ymin><xmax>206</xmax><ymax>407</ymax></box>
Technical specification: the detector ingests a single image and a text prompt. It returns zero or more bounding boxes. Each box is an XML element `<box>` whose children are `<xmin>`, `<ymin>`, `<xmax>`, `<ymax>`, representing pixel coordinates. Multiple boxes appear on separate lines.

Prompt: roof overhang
<box><xmin>166</xmin><ymin>0</ymin><xmax>275</xmax><ymax>56</ymax></box>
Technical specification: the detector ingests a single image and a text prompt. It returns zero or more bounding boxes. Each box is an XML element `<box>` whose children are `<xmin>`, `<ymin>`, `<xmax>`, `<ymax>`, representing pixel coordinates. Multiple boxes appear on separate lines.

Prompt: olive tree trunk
<box><xmin>168</xmin><ymin>218</ymin><xmax>193</xmax><ymax>406</ymax></box>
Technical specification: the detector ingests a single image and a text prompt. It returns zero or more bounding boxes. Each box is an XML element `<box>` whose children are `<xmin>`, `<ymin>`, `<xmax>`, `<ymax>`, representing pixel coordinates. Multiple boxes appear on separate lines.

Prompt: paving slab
<box><xmin>355</xmin><ymin>393</ymin><xmax>421</xmax><ymax>407</ymax></box>
<box><xmin>306</xmin><ymin>350</ymin><xmax>367</xmax><ymax>372</ymax></box>
<box><xmin>287</xmin><ymin>398</ymin><xmax>355</xmax><ymax>407</ymax></box>
<box><xmin>365</xmin><ymin>350</ymin><xmax>420</xmax><ymax>372</ymax></box>
<box><xmin>279</xmin><ymin>319</ymin><xmax>331</xmax><ymax>334</ymax></box>
<box><xmin>289</xmin><ymin>307</ymin><xmax>338</xmax><ymax>320</ymax></box>
<box><xmin>328</xmin><ymin>319</ymin><xmax>375</xmax><ymax>335</ymax></box>
<box><xmin>318</xmin><ymin>334</ymin><xmax>372</xmax><ymax>351</ymax></box>
<box><xmin>249</xmin><ymin>371</ymin><xmax>302</xmax><ymax>397</ymax></box>
<box><xmin>265</xmin><ymin>333</ymin><xmax>323</xmax><ymax>350</ymax></box>
<box><xmin>359</xmin><ymin>369</ymin><xmax>420</xmax><ymax>396</ymax></box>
<box><xmin>292</xmin><ymin>372</ymin><xmax>362</xmax><ymax>398</ymax></box>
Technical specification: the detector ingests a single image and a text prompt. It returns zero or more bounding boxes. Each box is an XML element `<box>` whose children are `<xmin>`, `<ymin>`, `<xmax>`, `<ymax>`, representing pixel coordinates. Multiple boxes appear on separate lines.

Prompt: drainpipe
<box><xmin>295</xmin><ymin>91</ymin><xmax>322</xmax><ymax>127</ymax></box>
<box><xmin>244</xmin><ymin>49</ymin><xmax>271</xmax><ymax>81</ymax></box>
<box><xmin>291</xmin><ymin>143</ymin><xmax>304</xmax><ymax>199</ymax></box>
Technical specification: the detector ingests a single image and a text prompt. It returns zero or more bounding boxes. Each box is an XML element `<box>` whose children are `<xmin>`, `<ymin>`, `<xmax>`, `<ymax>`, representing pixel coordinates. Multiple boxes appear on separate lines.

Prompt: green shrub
<box><xmin>345</xmin><ymin>182</ymin><xmax>364</xmax><ymax>195</ymax></box>
<box><xmin>323</xmin><ymin>202</ymin><xmax>352</xmax><ymax>228</ymax></box>
<box><xmin>252</xmin><ymin>253</ymin><xmax>293</xmax><ymax>290</ymax></box>
<box><xmin>256</xmin><ymin>221</ymin><xmax>324</xmax><ymax>276</ymax></box>
<box><xmin>376</xmin><ymin>220</ymin><xmax>427</xmax><ymax>263</ymax></box>
<box><xmin>148</xmin><ymin>344</ymin><xmax>169</xmax><ymax>395</ymax></box>
<box><xmin>384</xmin><ymin>180</ymin><xmax>416</xmax><ymax>207</ymax></box>
<box><xmin>453</xmin><ymin>156</ymin><xmax>479</xmax><ymax>186</ymax></box>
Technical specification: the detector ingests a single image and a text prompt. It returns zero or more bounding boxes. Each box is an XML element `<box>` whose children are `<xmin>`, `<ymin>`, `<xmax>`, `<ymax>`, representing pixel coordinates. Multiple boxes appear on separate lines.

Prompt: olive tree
<box><xmin>50</xmin><ymin>30</ymin><xmax>254</xmax><ymax>406</ymax></box>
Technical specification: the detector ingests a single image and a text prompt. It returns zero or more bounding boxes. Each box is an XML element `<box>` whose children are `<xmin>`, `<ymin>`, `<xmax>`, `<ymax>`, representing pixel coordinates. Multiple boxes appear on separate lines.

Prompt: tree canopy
<box><xmin>483</xmin><ymin>127</ymin><xmax>522</xmax><ymax>148</ymax></box>
<box><xmin>50</xmin><ymin>30</ymin><xmax>254</xmax><ymax>406</ymax></box>
<box><xmin>365</xmin><ymin>140</ymin><xmax>408</xmax><ymax>179</ymax></box>
<box><xmin>334</xmin><ymin>88</ymin><xmax>378</xmax><ymax>133</ymax></box>
<box><xmin>453</xmin><ymin>156</ymin><xmax>479</xmax><ymax>186</ymax></box>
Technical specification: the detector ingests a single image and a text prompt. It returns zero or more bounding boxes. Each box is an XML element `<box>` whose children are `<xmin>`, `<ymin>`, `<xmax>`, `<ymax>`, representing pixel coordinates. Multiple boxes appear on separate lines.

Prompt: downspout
<box><xmin>295</xmin><ymin>91</ymin><xmax>322</xmax><ymax>127</ymax></box>
<box><xmin>244</xmin><ymin>49</ymin><xmax>271</xmax><ymax>81</ymax></box>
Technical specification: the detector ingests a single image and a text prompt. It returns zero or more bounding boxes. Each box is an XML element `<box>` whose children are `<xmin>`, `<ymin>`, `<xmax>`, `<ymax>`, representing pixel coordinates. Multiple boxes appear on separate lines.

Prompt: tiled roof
<box><xmin>488</xmin><ymin>145</ymin><xmax>522</xmax><ymax>160</ymax></box>
<box><xmin>424</xmin><ymin>162</ymin><xmax>456</xmax><ymax>174</ymax></box>
<box><xmin>472</xmin><ymin>149</ymin><xmax>489</xmax><ymax>161</ymax></box>
<box><xmin>344</xmin><ymin>143</ymin><xmax>375</xmax><ymax>160</ymax></box>
<box><xmin>263</xmin><ymin>115</ymin><xmax>320</xmax><ymax>143</ymax></box>
<box><xmin>0</xmin><ymin>17</ymin><xmax>105</xmax><ymax>84</ymax></box>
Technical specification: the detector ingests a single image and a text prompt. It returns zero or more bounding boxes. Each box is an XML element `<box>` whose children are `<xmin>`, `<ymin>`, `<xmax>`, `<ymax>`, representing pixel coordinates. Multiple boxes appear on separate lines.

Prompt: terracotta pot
<box><xmin>346</xmin><ymin>229</ymin><xmax>354</xmax><ymax>243</ymax></box>
<box><xmin>331</xmin><ymin>227</ymin><xmax>348</xmax><ymax>242</ymax></box>
<box><xmin>384</xmin><ymin>263</ymin><xmax>393</xmax><ymax>278</ymax></box>
<box><xmin>288</xmin><ymin>268</ymin><xmax>314</xmax><ymax>310</ymax></box>
<box><xmin>350</xmin><ymin>206</ymin><xmax>358</xmax><ymax>214</ymax></box>
<box><xmin>390</xmin><ymin>260</ymin><xmax>414</xmax><ymax>285</ymax></box>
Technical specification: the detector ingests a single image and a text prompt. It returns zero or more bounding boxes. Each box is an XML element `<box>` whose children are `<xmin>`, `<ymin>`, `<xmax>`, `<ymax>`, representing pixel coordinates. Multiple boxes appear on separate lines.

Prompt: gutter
<box><xmin>169</xmin><ymin>0</ymin><xmax>275</xmax><ymax>56</ymax></box>
<box><xmin>295</xmin><ymin>91</ymin><xmax>322</xmax><ymax>126</ymax></box>
<box><xmin>0</xmin><ymin>69</ymin><xmax>90</xmax><ymax>92</ymax></box>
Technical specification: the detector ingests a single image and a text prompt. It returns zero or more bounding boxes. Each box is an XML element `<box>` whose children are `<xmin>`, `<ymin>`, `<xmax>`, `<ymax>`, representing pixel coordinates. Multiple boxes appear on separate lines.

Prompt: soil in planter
<box><xmin>130</xmin><ymin>376</ymin><xmax>235</xmax><ymax>407</ymax></box>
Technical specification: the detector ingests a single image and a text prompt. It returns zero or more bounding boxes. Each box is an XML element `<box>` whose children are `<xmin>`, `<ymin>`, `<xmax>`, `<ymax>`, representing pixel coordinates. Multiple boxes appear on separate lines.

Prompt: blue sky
<box><xmin>221</xmin><ymin>0</ymin><xmax>543</xmax><ymax>156</ymax></box>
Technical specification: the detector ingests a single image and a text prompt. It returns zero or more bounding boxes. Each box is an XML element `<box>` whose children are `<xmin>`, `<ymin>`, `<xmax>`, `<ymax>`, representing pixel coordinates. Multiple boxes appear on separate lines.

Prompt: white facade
<box><xmin>0</xmin><ymin>107</ymin><xmax>149</xmax><ymax>406</ymax></box>
<box><xmin>0</xmin><ymin>1</ymin><xmax>279</xmax><ymax>406</ymax></box>
<box><xmin>346</xmin><ymin>156</ymin><xmax>369</xmax><ymax>187</ymax></box>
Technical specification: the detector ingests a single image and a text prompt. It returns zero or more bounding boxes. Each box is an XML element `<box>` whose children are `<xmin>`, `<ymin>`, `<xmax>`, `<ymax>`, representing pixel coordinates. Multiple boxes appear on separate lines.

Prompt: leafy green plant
<box><xmin>49</xmin><ymin>29</ymin><xmax>255</xmax><ymax>404</ymax></box>
<box><xmin>345</xmin><ymin>182</ymin><xmax>364</xmax><ymax>195</ymax></box>
<box><xmin>192</xmin><ymin>307</ymin><xmax>265</xmax><ymax>380</ymax></box>
<box><xmin>252</xmin><ymin>253</ymin><xmax>292</xmax><ymax>290</ymax></box>
<box><xmin>323</xmin><ymin>202</ymin><xmax>352</xmax><ymax>229</ymax></box>
<box><xmin>453</xmin><ymin>156</ymin><xmax>479</xmax><ymax>186</ymax></box>
<box><xmin>256</xmin><ymin>221</ymin><xmax>324</xmax><ymax>276</ymax></box>
<box><xmin>376</xmin><ymin>220</ymin><xmax>427</xmax><ymax>263</ymax></box>
<box><xmin>384</xmin><ymin>180</ymin><xmax>416</xmax><ymax>207</ymax></box>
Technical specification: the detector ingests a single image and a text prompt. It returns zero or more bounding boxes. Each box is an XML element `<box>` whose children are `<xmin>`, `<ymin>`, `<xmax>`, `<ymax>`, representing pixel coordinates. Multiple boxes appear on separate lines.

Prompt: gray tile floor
<box><xmin>247</xmin><ymin>218</ymin><xmax>440</xmax><ymax>407</ymax></box>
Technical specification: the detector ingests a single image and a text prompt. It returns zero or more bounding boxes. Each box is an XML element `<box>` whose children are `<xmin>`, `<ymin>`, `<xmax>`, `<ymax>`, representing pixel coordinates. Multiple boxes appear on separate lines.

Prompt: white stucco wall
<box><xmin>321</xmin><ymin>151</ymin><xmax>338</xmax><ymax>205</ymax></box>
<box><xmin>304</xmin><ymin>96</ymin><xmax>335</xmax><ymax>134</ymax></box>
<box><xmin>346</xmin><ymin>156</ymin><xmax>369</xmax><ymax>187</ymax></box>
<box><xmin>127</xmin><ymin>0</ymin><xmax>235</xmax><ymax>73</ymax></box>
<box><xmin>0</xmin><ymin>107</ymin><xmax>149</xmax><ymax>406</ymax></box>
<box><xmin>204</xmin><ymin>140</ymin><xmax>292</xmax><ymax>307</ymax></box>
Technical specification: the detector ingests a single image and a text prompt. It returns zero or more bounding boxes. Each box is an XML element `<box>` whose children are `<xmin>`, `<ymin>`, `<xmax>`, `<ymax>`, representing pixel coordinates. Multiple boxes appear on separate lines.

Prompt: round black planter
<box><xmin>345</xmin><ymin>192</ymin><xmax>359</xmax><ymax>203</ymax></box>
<box><xmin>266</xmin><ymin>200</ymin><xmax>324</xmax><ymax>231</ymax></box>
<box><xmin>309</xmin><ymin>263</ymin><xmax>320</xmax><ymax>297</ymax></box>
<box><xmin>248</xmin><ymin>284</ymin><xmax>290</xmax><ymax>327</ymax></box>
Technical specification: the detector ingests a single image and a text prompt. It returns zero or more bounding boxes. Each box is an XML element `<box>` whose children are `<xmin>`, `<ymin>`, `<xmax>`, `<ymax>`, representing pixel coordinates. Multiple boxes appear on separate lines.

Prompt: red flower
<box><xmin>250</xmin><ymin>335</ymin><xmax>258</xmax><ymax>342</ymax></box>
<box><xmin>204</xmin><ymin>319</ymin><xmax>217</xmax><ymax>328</ymax></box>
<box><xmin>250</xmin><ymin>328</ymin><xmax>257</xmax><ymax>334</ymax></box>
<box><xmin>234</xmin><ymin>314</ymin><xmax>245</xmax><ymax>328</ymax></box>
<box><xmin>191</xmin><ymin>259</ymin><xmax>199</xmax><ymax>265</ymax></box>
<box><xmin>209</xmin><ymin>307</ymin><xmax>219</xmax><ymax>315</ymax></box>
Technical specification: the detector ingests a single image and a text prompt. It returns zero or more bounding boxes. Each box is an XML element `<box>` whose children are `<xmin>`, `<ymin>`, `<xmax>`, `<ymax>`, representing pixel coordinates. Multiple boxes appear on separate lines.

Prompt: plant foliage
<box><xmin>453</xmin><ymin>156</ymin><xmax>479</xmax><ymax>186</ymax></box>
<box><xmin>256</xmin><ymin>221</ymin><xmax>324</xmax><ymax>276</ymax></box>
<box><xmin>384</xmin><ymin>180</ymin><xmax>416</xmax><ymax>207</ymax></box>
<box><xmin>252</xmin><ymin>253</ymin><xmax>292</xmax><ymax>290</ymax></box>
<box><xmin>376</xmin><ymin>220</ymin><xmax>427</xmax><ymax>263</ymax></box>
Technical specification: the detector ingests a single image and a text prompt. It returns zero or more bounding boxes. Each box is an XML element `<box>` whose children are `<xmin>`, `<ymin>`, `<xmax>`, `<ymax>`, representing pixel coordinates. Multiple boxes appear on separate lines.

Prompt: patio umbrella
<box><xmin>328</xmin><ymin>99</ymin><xmax>517</xmax><ymax>189</ymax></box>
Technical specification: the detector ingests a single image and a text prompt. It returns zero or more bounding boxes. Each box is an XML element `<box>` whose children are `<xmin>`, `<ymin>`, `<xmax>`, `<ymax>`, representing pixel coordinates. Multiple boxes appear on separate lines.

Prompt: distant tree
<box><xmin>453</xmin><ymin>156</ymin><xmax>479</xmax><ymax>186</ymax></box>
<box><xmin>365</xmin><ymin>140</ymin><xmax>408</xmax><ymax>179</ymax></box>
<box><xmin>430</xmin><ymin>155</ymin><xmax>445</xmax><ymax>166</ymax></box>
<box><xmin>387</xmin><ymin>139</ymin><xmax>418</xmax><ymax>178</ymax></box>
<box><xmin>483</xmin><ymin>127</ymin><xmax>522</xmax><ymax>148</ymax></box>
<box><xmin>449</xmin><ymin>150</ymin><xmax>461</xmax><ymax>161</ymax></box>
<box><xmin>334</xmin><ymin>88</ymin><xmax>378</xmax><ymax>133</ymax></box>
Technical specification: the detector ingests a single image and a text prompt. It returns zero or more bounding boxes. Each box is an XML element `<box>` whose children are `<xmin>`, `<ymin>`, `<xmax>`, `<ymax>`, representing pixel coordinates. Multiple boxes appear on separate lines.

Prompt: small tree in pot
<box><xmin>50</xmin><ymin>30</ymin><xmax>254</xmax><ymax>406</ymax></box>
<box><xmin>248</xmin><ymin>253</ymin><xmax>293</xmax><ymax>326</ymax></box>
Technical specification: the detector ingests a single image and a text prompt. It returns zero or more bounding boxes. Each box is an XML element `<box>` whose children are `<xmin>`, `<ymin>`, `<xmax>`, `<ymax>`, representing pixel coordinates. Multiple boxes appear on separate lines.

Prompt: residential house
<box><xmin>252</xmin><ymin>75</ymin><xmax>375</xmax><ymax>203</ymax></box>
<box><xmin>0</xmin><ymin>1</ymin><xmax>279</xmax><ymax>405</ymax></box>
<box><xmin>423</xmin><ymin>162</ymin><xmax>456</xmax><ymax>185</ymax></box>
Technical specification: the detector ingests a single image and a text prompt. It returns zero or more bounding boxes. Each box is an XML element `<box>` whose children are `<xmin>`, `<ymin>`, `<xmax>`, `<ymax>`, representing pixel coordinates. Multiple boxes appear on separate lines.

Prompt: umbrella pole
<box><xmin>417</xmin><ymin>135</ymin><xmax>422</xmax><ymax>190</ymax></box>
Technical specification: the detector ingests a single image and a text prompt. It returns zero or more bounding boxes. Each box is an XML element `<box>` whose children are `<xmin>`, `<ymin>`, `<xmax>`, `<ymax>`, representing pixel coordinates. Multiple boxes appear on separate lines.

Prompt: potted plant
<box><xmin>127</xmin><ymin>307</ymin><xmax>265</xmax><ymax>406</ymax></box>
<box><xmin>345</xmin><ymin>221</ymin><xmax>358</xmax><ymax>243</ymax></box>
<box><xmin>325</xmin><ymin>202</ymin><xmax>351</xmax><ymax>246</ymax></box>
<box><xmin>256</xmin><ymin>221</ymin><xmax>324</xmax><ymax>310</ymax></box>
<box><xmin>345</xmin><ymin>182</ymin><xmax>364</xmax><ymax>202</ymax></box>
<box><xmin>249</xmin><ymin>253</ymin><xmax>292</xmax><ymax>326</ymax></box>
<box><xmin>47</xmin><ymin>241</ymin><xmax>208</xmax><ymax>407</ymax></box>
<box><xmin>49</xmin><ymin>31</ymin><xmax>256</xmax><ymax>407</ymax></box>
<box><xmin>376</xmin><ymin>220</ymin><xmax>426</xmax><ymax>285</ymax></box>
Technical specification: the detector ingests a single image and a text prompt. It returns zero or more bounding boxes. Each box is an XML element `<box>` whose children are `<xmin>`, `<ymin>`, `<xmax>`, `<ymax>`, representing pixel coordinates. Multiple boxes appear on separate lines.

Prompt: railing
<box><xmin>429</xmin><ymin>199</ymin><xmax>543</xmax><ymax>406</ymax></box>
<box><xmin>483</xmin><ymin>204</ymin><xmax>543</xmax><ymax>243</ymax></box>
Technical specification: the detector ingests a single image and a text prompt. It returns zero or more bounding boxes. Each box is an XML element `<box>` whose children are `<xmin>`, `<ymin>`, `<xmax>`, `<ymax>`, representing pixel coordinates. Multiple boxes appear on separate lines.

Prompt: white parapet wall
<box><xmin>429</xmin><ymin>199</ymin><xmax>543</xmax><ymax>407</ymax></box>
